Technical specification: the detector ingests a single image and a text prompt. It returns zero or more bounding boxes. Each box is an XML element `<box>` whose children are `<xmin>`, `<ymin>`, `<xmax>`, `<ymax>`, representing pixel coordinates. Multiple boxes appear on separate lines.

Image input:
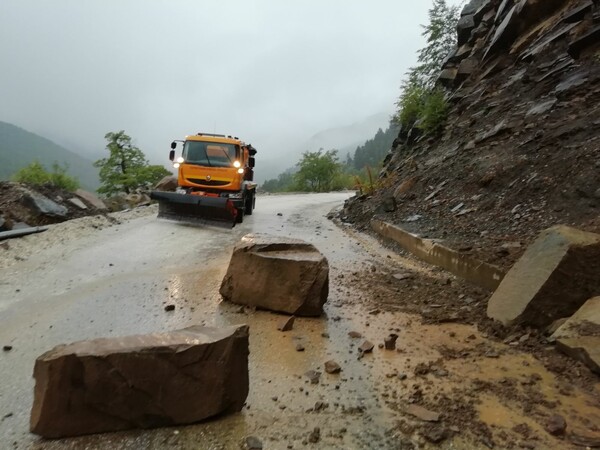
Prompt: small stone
<box><xmin>295</xmin><ymin>343</ymin><xmax>305</xmax><ymax>352</ymax></box>
<box><xmin>308</xmin><ymin>427</ymin><xmax>321</xmax><ymax>443</ymax></box>
<box><xmin>451</xmin><ymin>202</ymin><xmax>465</xmax><ymax>213</ymax></box>
<box><xmin>406</xmin><ymin>404</ymin><xmax>440</xmax><ymax>422</ymax></box>
<box><xmin>384</xmin><ymin>334</ymin><xmax>399</xmax><ymax>350</ymax></box>
<box><xmin>348</xmin><ymin>331</ymin><xmax>362</xmax><ymax>339</ymax></box>
<box><xmin>393</xmin><ymin>273</ymin><xmax>413</xmax><ymax>281</ymax></box>
<box><xmin>277</xmin><ymin>213</ymin><xmax>283</xmax><ymax>216</ymax></box>
<box><xmin>242</xmin><ymin>435</ymin><xmax>263</xmax><ymax>449</ymax></box>
<box><xmin>485</xmin><ymin>350</ymin><xmax>500</xmax><ymax>358</ymax></box>
<box><xmin>324</xmin><ymin>360</ymin><xmax>341</xmax><ymax>374</ymax></box>
<box><xmin>3</xmin><ymin>345</ymin><xmax>13</xmax><ymax>352</ymax></box>
<box><xmin>277</xmin><ymin>316</ymin><xmax>295</xmax><ymax>332</ymax></box>
<box><xmin>425</xmin><ymin>425</ymin><xmax>448</xmax><ymax>443</ymax></box>
<box><xmin>164</xmin><ymin>304</ymin><xmax>175</xmax><ymax>312</ymax></box>
<box><xmin>305</xmin><ymin>370</ymin><xmax>321</xmax><ymax>384</ymax></box>
<box><xmin>358</xmin><ymin>340</ymin><xmax>374</xmax><ymax>354</ymax></box>
<box><xmin>545</xmin><ymin>414</ymin><xmax>567</xmax><ymax>436</ymax></box>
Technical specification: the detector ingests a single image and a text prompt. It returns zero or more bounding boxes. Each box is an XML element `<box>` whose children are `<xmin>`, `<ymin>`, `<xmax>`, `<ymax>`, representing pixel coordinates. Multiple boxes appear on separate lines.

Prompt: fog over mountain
<box><xmin>0</xmin><ymin>1</ymin><xmax>462</xmax><ymax>180</ymax></box>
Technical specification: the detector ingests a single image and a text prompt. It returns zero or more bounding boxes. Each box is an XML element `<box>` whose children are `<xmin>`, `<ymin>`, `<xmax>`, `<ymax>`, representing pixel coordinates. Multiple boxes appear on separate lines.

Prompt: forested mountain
<box><xmin>0</xmin><ymin>121</ymin><xmax>99</xmax><ymax>190</ymax></box>
<box><xmin>350</xmin><ymin>122</ymin><xmax>399</xmax><ymax>170</ymax></box>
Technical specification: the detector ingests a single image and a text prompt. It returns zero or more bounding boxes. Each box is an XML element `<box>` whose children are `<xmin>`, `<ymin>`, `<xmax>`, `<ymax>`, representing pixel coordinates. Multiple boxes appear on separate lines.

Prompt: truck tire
<box><xmin>245</xmin><ymin>192</ymin><xmax>254</xmax><ymax>215</ymax></box>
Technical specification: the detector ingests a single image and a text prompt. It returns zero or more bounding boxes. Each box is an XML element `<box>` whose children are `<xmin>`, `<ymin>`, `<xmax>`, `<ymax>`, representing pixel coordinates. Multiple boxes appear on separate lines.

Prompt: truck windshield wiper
<box><xmin>203</xmin><ymin>149</ymin><xmax>213</xmax><ymax>167</ymax></box>
<box><xmin>219</xmin><ymin>148</ymin><xmax>233</xmax><ymax>166</ymax></box>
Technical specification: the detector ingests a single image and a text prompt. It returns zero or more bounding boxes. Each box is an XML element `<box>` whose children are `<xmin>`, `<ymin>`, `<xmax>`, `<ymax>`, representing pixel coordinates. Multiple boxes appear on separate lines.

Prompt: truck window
<box><xmin>183</xmin><ymin>142</ymin><xmax>239</xmax><ymax>167</ymax></box>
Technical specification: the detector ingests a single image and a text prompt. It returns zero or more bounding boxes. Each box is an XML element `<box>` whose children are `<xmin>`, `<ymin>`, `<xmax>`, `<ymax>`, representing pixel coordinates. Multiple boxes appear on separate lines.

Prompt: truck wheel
<box><xmin>236</xmin><ymin>207</ymin><xmax>244</xmax><ymax>224</ymax></box>
<box><xmin>245</xmin><ymin>192</ymin><xmax>254</xmax><ymax>215</ymax></box>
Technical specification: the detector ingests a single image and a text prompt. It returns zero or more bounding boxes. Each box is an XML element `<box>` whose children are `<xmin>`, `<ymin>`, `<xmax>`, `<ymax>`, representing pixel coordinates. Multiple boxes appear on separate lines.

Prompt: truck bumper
<box><xmin>150</xmin><ymin>191</ymin><xmax>238</xmax><ymax>228</ymax></box>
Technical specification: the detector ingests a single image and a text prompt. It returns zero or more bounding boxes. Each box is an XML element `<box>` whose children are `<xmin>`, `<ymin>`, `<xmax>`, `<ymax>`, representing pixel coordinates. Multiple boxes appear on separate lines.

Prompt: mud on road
<box><xmin>0</xmin><ymin>193</ymin><xmax>599</xmax><ymax>449</ymax></box>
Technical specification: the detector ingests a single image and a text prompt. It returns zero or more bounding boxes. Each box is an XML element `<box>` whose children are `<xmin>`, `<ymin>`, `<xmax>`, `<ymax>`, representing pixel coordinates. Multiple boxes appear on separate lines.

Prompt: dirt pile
<box><xmin>344</xmin><ymin>0</ymin><xmax>600</xmax><ymax>271</ymax></box>
<box><xmin>0</xmin><ymin>181</ymin><xmax>107</xmax><ymax>230</ymax></box>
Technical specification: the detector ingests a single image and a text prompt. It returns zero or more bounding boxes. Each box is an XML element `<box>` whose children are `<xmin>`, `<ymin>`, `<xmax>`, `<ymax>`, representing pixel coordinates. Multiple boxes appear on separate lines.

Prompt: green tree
<box><xmin>394</xmin><ymin>0</ymin><xmax>460</xmax><ymax>134</ymax></box>
<box><xmin>415</xmin><ymin>0</ymin><xmax>461</xmax><ymax>89</ymax></box>
<box><xmin>261</xmin><ymin>171</ymin><xmax>295</xmax><ymax>193</ymax></box>
<box><xmin>12</xmin><ymin>160</ymin><xmax>79</xmax><ymax>191</ymax></box>
<box><xmin>94</xmin><ymin>131</ymin><xmax>171</xmax><ymax>196</ymax></box>
<box><xmin>294</xmin><ymin>149</ymin><xmax>340</xmax><ymax>192</ymax></box>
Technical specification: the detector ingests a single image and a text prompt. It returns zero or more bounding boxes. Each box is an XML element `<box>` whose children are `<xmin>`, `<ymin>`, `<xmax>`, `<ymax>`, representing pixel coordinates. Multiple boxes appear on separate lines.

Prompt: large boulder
<box><xmin>487</xmin><ymin>226</ymin><xmax>600</xmax><ymax>328</ymax></box>
<box><xmin>75</xmin><ymin>189</ymin><xmax>108</xmax><ymax>210</ymax></box>
<box><xmin>22</xmin><ymin>190</ymin><xmax>68</xmax><ymax>218</ymax></box>
<box><xmin>551</xmin><ymin>297</ymin><xmax>600</xmax><ymax>374</ymax></box>
<box><xmin>154</xmin><ymin>175</ymin><xmax>178</xmax><ymax>192</ymax></box>
<box><xmin>220</xmin><ymin>234</ymin><xmax>329</xmax><ymax>316</ymax></box>
<box><xmin>30</xmin><ymin>324</ymin><xmax>249</xmax><ymax>438</ymax></box>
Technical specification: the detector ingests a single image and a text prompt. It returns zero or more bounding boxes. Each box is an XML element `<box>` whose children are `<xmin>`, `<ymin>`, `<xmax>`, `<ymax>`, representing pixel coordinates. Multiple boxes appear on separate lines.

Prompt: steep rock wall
<box><xmin>346</xmin><ymin>0</ymin><xmax>600</xmax><ymax>270</ymax></box>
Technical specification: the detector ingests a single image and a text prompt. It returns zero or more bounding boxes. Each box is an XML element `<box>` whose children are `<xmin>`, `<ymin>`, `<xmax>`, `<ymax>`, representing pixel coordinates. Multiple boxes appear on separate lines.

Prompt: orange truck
<box><xmin>150</xmin><ymin>133</ymin><xmax>257</xmax><ymax>227</ymax></box>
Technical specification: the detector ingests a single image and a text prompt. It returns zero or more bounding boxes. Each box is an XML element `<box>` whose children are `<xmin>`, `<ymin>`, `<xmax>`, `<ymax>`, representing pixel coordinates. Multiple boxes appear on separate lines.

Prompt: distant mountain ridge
<box><xmin>0</xmin><ymin>121</ymin><xmax>99</xmax><ymax>191</ymax></box>
<box><xmin>258</xmin><ymin>112</ymin><xmax>391</xmax><ymax>182</ymax></box>
<box><xmin>304</xmin><ymin>112</ymin><xmax>391</xmax><ymax>156</ymax></box>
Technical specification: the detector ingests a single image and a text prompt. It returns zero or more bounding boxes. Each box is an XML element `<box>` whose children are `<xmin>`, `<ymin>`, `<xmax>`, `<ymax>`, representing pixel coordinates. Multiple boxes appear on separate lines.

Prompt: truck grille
<box><xmin>186</xmin><ymin>178</ymin><xmax>230</xmax><ymax>187</ymax></box>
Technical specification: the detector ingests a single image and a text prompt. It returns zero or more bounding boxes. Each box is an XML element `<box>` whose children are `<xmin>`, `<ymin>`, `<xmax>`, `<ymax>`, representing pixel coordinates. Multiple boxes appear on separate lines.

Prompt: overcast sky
<box><xmin>0</xmin><ymin>1</ymin><xmax>461</xmax><ymax>178</ymax></box>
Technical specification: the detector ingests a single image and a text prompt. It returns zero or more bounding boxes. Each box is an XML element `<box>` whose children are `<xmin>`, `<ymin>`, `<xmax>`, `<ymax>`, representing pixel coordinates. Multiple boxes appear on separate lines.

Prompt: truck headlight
<box><xmin>176</xmin><ymin>157</ymin><xmax>185</xmax><ymax>163</ymax></box>
<box><xmin>233</xmin><ymin>160</ymin><xmax>241</xmax><ymax>168</ymax></box>
<box><xmin>173</xmin><ymin>163</ymin><xmax>180</xmax><ymax>169</ymax></box>
<box><xmin>237</xmin><ymin>168</ymin><xmax>244</xmax><ymax>174</ymax></box>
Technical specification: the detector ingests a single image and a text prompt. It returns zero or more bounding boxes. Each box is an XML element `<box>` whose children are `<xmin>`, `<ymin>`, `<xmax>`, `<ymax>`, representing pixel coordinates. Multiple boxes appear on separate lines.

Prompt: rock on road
<box><xmin>0</xmin><ymin>192</ymin><xmax>382</xmax><ymax>449</ymax></box>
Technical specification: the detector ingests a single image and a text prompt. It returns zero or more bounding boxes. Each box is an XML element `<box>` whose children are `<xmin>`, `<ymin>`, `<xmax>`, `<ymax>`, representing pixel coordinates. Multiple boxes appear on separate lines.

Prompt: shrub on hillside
<box><xmin>12</xmin><ymin>161</ymin><xmax>79</xmax><ymax>191</ymax></box>
<box><xmin>419</xmin><ymin>88</ymin><xmax>449</xmax><ymax>135</ymax></box>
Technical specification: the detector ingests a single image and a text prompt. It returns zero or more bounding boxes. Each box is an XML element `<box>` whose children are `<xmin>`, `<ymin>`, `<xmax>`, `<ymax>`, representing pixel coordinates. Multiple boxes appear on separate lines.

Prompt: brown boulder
<box><xmin>220</xmin><ymin>234</ymin><xmax>329</xmax><ymax>316</ymax></box>
<box><xmin>30</xmin><ymin>324</ymin><xmax>249</xmax><ymax>438</ymax></box>
<box><xmin>487</xmin><ymin>226</ymin><xmax>600</xmax><ymax>328</ymax></box>
<box><xmin>74</xmin><ymin>189</ymin><xmax>107</xmax><ymax>210</ymax></box>
<box><xmin>154</xmin><ymin>175</ymin><xmax>178</xmax><ymax>192</ymax></box>
<box><xmin>551</xmin><ymin>297</ymin><xmax>600</xmax><ymax>374</ymax></box>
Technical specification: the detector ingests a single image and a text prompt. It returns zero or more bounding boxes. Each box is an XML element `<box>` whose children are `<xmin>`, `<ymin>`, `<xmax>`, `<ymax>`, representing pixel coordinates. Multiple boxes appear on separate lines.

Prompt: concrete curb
<box><xmin>371</xmin><ymin>219</ymin><xmax>505</xmax><ymax>291</ymax></box>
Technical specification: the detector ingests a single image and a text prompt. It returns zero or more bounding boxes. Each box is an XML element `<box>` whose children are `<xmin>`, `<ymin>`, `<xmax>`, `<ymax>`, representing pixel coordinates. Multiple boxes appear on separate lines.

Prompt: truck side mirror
<box><xmin>248</xmin><ymin>146</ymin><xmax>257</xmax><ymax>156</ymax></box>
<box><xmin>248</xmin><ymin>157</ymin><xmax>255</xmax><ymax>168</ymax></box>
<box><xmin>171</xmin><ymin>142</ymin><xmax>177</xmax><ymax>149</ymax></box>
<box><xmin>169</xmin><ymin>150</ymin><xmax>175</xmax><ymax>161</ymax></box>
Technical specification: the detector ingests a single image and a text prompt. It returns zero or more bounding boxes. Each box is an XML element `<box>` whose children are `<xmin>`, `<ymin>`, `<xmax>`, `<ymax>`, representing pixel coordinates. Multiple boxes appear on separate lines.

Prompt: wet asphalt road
<box><xmin>0</xmin><ymin>192</ymin><xmax>401</xmax><ymax>449</ymax></box>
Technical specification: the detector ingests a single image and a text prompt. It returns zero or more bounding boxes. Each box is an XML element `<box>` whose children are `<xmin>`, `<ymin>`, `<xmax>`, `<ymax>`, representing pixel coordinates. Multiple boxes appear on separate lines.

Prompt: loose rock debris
<box><xmin>324</xmin><ymin>360</ymin><xmax>341</xmax><ymax>374</ymax></box>
<box><xmin>304</xmin><ymin>370</ymin><xmax>321</xmax><ymax>385</ymax></box>
<box><xmin>276</xmin><ymin>316</ymin><xmax>295</xmax><ymax>332</ymax></box>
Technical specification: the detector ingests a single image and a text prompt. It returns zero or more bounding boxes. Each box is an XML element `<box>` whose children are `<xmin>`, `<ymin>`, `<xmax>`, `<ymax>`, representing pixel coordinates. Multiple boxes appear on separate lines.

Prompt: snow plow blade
<box><xmin>150</xmin><ymin>191</ymin><xmax>237</xmax><ymax>228</ymax></box>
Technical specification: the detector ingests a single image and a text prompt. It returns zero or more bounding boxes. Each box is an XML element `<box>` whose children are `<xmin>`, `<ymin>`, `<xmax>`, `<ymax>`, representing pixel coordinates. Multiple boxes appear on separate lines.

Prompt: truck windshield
<box><xmin>182</xmin><ymin>141</ymin><xmax>239</xmax><ymax>168</ymax></box>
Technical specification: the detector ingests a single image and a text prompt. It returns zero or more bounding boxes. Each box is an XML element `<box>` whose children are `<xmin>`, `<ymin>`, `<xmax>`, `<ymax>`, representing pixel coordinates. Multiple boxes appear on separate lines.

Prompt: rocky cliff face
<box><xmin>346</xmin><ymin>0</ymin><xmax>600</xmax><ymax>270</ymax></box>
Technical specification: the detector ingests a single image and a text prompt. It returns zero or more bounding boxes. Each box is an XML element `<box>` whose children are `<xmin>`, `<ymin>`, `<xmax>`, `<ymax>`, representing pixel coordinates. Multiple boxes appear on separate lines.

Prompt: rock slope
<box><xmin>345</xmin><ymin>0</ymin><xmax>600</xmax><ymax>270</ymax></box>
